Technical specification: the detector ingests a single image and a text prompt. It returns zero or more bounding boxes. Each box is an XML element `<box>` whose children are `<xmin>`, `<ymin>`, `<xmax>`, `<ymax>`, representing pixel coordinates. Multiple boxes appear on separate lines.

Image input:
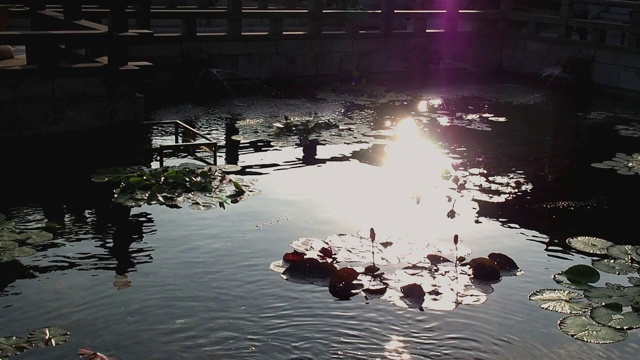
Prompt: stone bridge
<box><xmin>0</xmin><ymin>0</ymin><xmax>639</xmax><ymax>136</ymax></box>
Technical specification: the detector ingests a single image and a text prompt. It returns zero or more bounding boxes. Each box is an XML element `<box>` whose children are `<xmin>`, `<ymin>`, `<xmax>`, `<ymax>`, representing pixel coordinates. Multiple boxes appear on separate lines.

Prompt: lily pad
<box><xmin>563</xmin><ymin>264</ymin><xmax>601</xmax><ymax>284</ymax></box>
<box><xmin>552</xmin><ymin>272</ymin><xmax>594</xmax><ymax>290</ymax></box>
<box><xmin>0</xmin><ymin>230</ymin><xmax>18</xmax><ymax>241</ymax></box>
<box><xmin>592</xmin><ymin>258</ymin><xmax>638</xmax><ymax>275</ymax></box>
<box><xmin>11</xmin><ymin>246</ymin><xmax>37</xmax><ymax>258</ymax></box>
<box><xmin>0</xmin><ymin>220</ymin><xmax>15</xmax><ymax>231</ymax></box>
<box><xmin>566</xmin><ymin>236</ymin><xmax>614</xmax><ymax>255</ymax></box>
<box><xmin>583</xmin><ymin>284</ymin><xmax>640</xmax><ymax>306</ymax></box>
<box><xmin>528</xmin><ymin>289</ymin><xmax>592</xmax><ymax>313</ymax></box>
<box><xmin>329</xmin><ymin>267</ymin><xmax>361</xmax><ymax>300</ymax></box>
<box><xmin>0</xmin><ymin>240</ymin><xmax>18</xmax><ymax>250</ymax></box>
<box><xmin>590</xmin><ymin>303</ymin><xmax>640</xmax><ymax>330</ymax></box>
<box><xmin>93</xmin><ymin>165</ymin><xmax>251</xmax><ymax>210</ymax></box>
<box><xmin>17</xmin><ymin>231</ymin><xmax>54</xmax><ymax>245</ymax></box>
<box><xmin>607</xmin><ymin>245</ymin><xmax>640</xmax><ymax>262</ymax></box>
<box><xmin>627</xmin><ymin>276</ymin><xmax>640</xmax><ymax>286</ymax></box>
<box><xmin>487</xmin><ymin>252</ymin><xmax>519</xmax><ymax>273</ymax></box>
<box><xmin>467</xmin><ymin>257</ymin><xmax>500</xmax><ymax>281</ymax></box>
<box><xmin>27</xmin><ymin>327</ymin><xmax>70</xmax><ymax>347</ymax></box>
<box><xmin>0</xmin><ymin>336</ymin><xmax>30</xmax><ymax>357</ymax></box>
<box><xmin>558</xmin><ymin>314</ymin><xmax>628</xmax><ymax>344</ymax></box>
<box><xmin>426</xmin><ymin>254</ymin><xmax>452</xmax><ymax>265</ymax></box>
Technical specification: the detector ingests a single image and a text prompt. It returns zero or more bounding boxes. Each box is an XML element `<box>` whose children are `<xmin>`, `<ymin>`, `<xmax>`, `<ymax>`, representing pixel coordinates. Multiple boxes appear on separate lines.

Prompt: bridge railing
<box><xmin>504</xmin><ymin>0</ymin><xmax>640</xmax><ymax>50</ymax></box>
<box><xmin>0</xmin><ymin>0</ymin><xmax>151</xmax><ymax>71</ymax></box>
<box><xmin>0</xmin><ymin>0</ymin><xmax>639</xmax><ymax>73</ymax></box>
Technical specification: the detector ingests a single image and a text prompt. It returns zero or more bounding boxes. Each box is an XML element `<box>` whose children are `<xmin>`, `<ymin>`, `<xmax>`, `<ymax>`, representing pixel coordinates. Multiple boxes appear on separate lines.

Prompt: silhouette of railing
<box><xmin>505</xmin><ymin>0</ymin><xmax>640</xmax><ymax>50</ymax></box>
<box><xmin>142</xmin><ymin>119</ymin><xmax>218</xmax><ymax>167</ymax></box>
<box><xmin>0</xmin><ymin>1</ymin><xmax>639</xmax><ymax>74</ymax></box>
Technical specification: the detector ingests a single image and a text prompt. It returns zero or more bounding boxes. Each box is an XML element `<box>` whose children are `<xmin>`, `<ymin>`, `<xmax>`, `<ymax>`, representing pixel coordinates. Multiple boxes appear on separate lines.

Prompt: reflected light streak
<box><xmin>418</xmin><ymin>98</ymin><xmax>443</xmax><ymax>113</ymax></box>
<box><xmin>383</xmin><ymin>117</ymin><xmax>450</xmax><ymax>201</ymax></box>
<box><xmin>365</xmin><ymin>117</ymin><xmax>469</xmax><ymax>242</ymax></box>
<box><xmin>384</xmin><ymin>335</ymin><xmax>412</xmax><ymax>360</ymax></box>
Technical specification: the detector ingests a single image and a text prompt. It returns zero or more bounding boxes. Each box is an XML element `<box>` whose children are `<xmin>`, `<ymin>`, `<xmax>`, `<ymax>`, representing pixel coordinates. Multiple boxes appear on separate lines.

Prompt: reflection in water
<box><xmin>2</xmin><ymin>79</ymin><xmax>639</xmax><ymax>359</ymax></box>
<box><xmin>0</xmin><ymin>198</ymin><xmax>156</xmax><ymax>294</ymax></box>
<box><xmin>384</xmin><ymin>335</ymin><xmax>411</xmax><ymax>360</ymax></box>
<box><xmin>382</xmin><ymin>117</ymin><xmax>451</xmax><ymax>204</ymax></box>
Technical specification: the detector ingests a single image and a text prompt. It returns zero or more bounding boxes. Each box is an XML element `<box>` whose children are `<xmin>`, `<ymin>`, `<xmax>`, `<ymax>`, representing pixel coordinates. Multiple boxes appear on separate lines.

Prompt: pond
<box><xmin>1</xmin><ymin>73</ymin><xmax>640</xmax><ymax>359</ymax></box>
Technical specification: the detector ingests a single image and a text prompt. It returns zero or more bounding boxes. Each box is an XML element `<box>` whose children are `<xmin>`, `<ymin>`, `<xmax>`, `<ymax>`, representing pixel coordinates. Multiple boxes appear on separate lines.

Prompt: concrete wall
<box><xmin>128</xmin><ymin>31</ymin><xmax>504</xmax><ymax>92</ymax></box>
<box><xmin>0</xmin><ymin>74</ymin><xmax>144</xmax><ymax>137</ymax></box>
<box><xmin>501</xmin><ymin>33</ymin><xmax>640</xmax><ymax>96</ymax></box>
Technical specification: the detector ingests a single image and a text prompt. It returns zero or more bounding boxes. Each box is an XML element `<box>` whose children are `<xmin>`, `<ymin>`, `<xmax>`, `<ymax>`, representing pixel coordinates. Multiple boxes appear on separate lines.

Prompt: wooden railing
<box><xmin>0</xmin><ymin>0</ymin><xmax>639</xmax><ymax>72</ymax></box>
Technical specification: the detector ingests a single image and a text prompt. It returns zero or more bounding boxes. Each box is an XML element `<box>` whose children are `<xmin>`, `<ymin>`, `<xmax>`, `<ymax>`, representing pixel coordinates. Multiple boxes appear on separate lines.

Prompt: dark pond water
<box><xmin>1</xmin><ymin>73</ymin><xmax>640</xmax><ymax>359</ymax></box>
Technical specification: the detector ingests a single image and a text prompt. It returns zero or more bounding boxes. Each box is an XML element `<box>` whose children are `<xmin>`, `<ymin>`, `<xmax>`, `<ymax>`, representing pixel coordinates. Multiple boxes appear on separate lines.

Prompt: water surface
<box><xmin>1</xmin><ymin>75</ymin><xmax>640</xmax><ymax>359</ymax></box>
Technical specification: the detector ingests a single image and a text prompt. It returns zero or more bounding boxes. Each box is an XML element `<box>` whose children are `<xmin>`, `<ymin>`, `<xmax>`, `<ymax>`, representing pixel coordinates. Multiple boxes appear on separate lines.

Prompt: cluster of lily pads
<box><xmin>529</xmin><ymin>235</ymin><xmax>640</xmax><ymax>344</ymax></box>
<box><xmin>270</xmin><ymin>229</ymin><xmax>521</xmax><ymax>311</ymax></box>
<box><xmin>0</xmin><ymin>326</ymin><xmax>69</xmax><ymax>358</ymax></box>
<box><xmin>0</xmin><ymin>213</ymin><xmax>53</xmax><ymax>263</ymax></box>
<box><xmin>613</xmin><ymin>121</ymin><xmax>640</xmax><ymax>138</ymax></box>
<box><xmin>91</xmin><ymin>164</ymin><xmax>256</xmax><ymax>210</ymax></box>
<box><xmin>591</xmin><ymin>153</ymin><xmax>640</xmax><ymax>175</ymax></box>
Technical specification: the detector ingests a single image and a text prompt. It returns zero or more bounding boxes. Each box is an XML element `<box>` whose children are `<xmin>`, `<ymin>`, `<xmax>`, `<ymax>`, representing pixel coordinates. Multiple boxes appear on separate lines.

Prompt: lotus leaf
<box><xmin>528</xmin><ymin>289</ymin><xmax>592</xmax><ymax>314</ymax></box>
<box><xmin>18</xmin><ymin>231</ymin><xmax>54</xmax><ymax>245</ymax></box>
<box><xmin>363</xmin><ymin>264</ymin><xmax>381</xmax><ymax>275</ymax></box>
<box><xmin>583</xmin><ymin>285</ymin><xmax>640</xmax><ymax>307</ymax></box>
<box><xmin>283</xmin><ymin>250</ymin><xmax>306</xmax><ymax>263</ymax></box>
<box><xmin>93</xmin><ymin>165</ymin><xmax>250</xmax><ymax>210</ymax></box>
<box><xmin>590</xmin><ymin>303</ymin><xmax>640</xmax><ymax>330</ymax></box>
<box><xmin>566</xmin><ymin>236</ymin><xmax>614</xmax><ymax>255</ymax></box>
<box><xmin>590</xmin><ymin>152</ymin><xmax>640</xmax><ymax>175</ymax></box>
<box><xmin>362</xmin><ymin>283</ymin><xmax>388</xmax><ymax>296</ymax></box>
<box><xmin>282</xmin><ymin>258</ymin><xmax>337</xmax><ymax>282</ymax></box>
<box><xmin>0</xmin><ymin>240</ymin><xmax>18</xmax><ymax>250</ymax></box>
<box><xmin>487</xmin><ymin>252</ymin><xmax>519</xmax><ymax>272</ymax></box>
<box><xmin>427</xmin><ymin>254</ymin><xmax>452</xmax><ymax>265</ymax></box>
<box><xmin>607</xmin><ymin>245</ymin><xmax>640</xmax><ymax>262</ymax></box>
<box><xmin>467</xmin><ymin>257</ymin><xmax>500</xmax><ymax>281</ymax></box>
<box><xmin>0</xmin><ymin>253</ymin><xmax>16</xmax><ymax>262</ymax></box>
<box><xmin>78</xmin><ymin>347</ymin><xmax>115</xmax><ymax>360</ymax></box>
<box><xmin>552</xmin><ymin>272</ymin><xmax>594</xmax><ymax>290</ymax></box>
<box><xmin>558</xmin><ymin>315</ymin><xmax>628</xmax><ymax>344</ymax></box>
<box><xmin>628</xmin><ymin>276</ymin><xmax>640</xmax><ymax>286</ymax></box>
<box><xmin>0</xmin><ymin>336</ymin><xmax>30</xmax><ymax>357</ymax></box>
<box><xmin>11</xmin><ymin>246</ymin><xmax>37</xmax><ymax>258</ymax></box>
<box><xmin>592</xmin><ymin>258</ymin><xmax>638</xmax><ymax>275</ymax></box>
<box><xmin>0</xmin><ymin>220</ymin><xmax>15</xmax><ymax>231</ymax></box>
<box><xmin>27</xmin><ymin>327</ymin><xmax>70</xmax><ymax>347</ymax></box>
<box><xmin>563</xmin><ymin>264</ymin><xmax>600</xmax><ymax>284</ymax></box>
<box><xmin>0</xmin><ymin>230</ymin><xmax>17</xmax><ymax>241</ymax></box>
<box><xmin>401</xmin><ymin>283</ymin><xmax>426</xmax><ymax>299</ymax></box>
<box><xmin>329</xmin><ymin>267</ymin><xmax>361</xmax><ymax>300</ymax></box>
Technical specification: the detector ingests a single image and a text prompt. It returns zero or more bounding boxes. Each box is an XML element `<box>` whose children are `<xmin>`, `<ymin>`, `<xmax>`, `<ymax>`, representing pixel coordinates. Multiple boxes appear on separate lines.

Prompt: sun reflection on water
<box><xmin>382</xmin><ymin>117</ymin><xmax>450</xmax><ymax>199</ymax></box>
<box><xmin>384</xmin><ymin>335</ymin><xmax>412</xmax><ymax>360</ymax></box>
<box><xmin>370</xmin><ymin>117</ymin><xmax>473</xmax><ymax>240</ymax></box>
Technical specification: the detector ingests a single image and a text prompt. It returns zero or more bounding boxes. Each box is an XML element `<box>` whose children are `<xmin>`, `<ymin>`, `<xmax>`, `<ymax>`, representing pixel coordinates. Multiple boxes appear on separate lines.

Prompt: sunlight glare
<box><xmin>418</xmin><ymin>98</ymin><xmax>443</xmax><ymax>113</ymax></box>
<box><xmin>383</xmin><ymin>117</ymin><xmax>450</xmax><ymax>200</ymax></box>
<box><xmin>384</xmin><ymin>336</ymin><xmax>412</xmax><ymax>360</ymax></box>
<box><xmin>367</xmin><ymin>117</ymin><xmax>466</xmax><ymax>240</ymax></box>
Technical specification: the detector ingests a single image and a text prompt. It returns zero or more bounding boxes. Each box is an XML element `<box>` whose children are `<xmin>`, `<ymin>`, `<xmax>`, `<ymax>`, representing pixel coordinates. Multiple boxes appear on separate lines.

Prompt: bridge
<box><xmin>0</xmin><ymin>0</ymin><xmax>639</xmax><ymax>137</ymax></box>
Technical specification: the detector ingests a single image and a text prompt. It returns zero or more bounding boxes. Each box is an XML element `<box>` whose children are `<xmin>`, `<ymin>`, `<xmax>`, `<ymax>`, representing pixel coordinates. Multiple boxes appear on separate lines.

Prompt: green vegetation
<box><xmin>0</xmin><ymin>327</ymin><xmax>70</xmax><ymax>358</ymax></box>
<box><xmin>529</xmin><ymin>236</ymin><xmax>640</xmax><ymax>344</ymax></box>
<box><xmin>92</xmin><ymin>164</ymin><xmax>255</xmax><ymax>210</ymax></box>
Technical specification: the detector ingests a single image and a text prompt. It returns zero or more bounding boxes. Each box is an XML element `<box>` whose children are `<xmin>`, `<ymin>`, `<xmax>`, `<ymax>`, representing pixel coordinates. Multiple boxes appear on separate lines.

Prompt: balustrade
<box><xmin>0</xmin><ymin>0</ymin><xmax>638</xmax><ymax>73</ymax></box>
